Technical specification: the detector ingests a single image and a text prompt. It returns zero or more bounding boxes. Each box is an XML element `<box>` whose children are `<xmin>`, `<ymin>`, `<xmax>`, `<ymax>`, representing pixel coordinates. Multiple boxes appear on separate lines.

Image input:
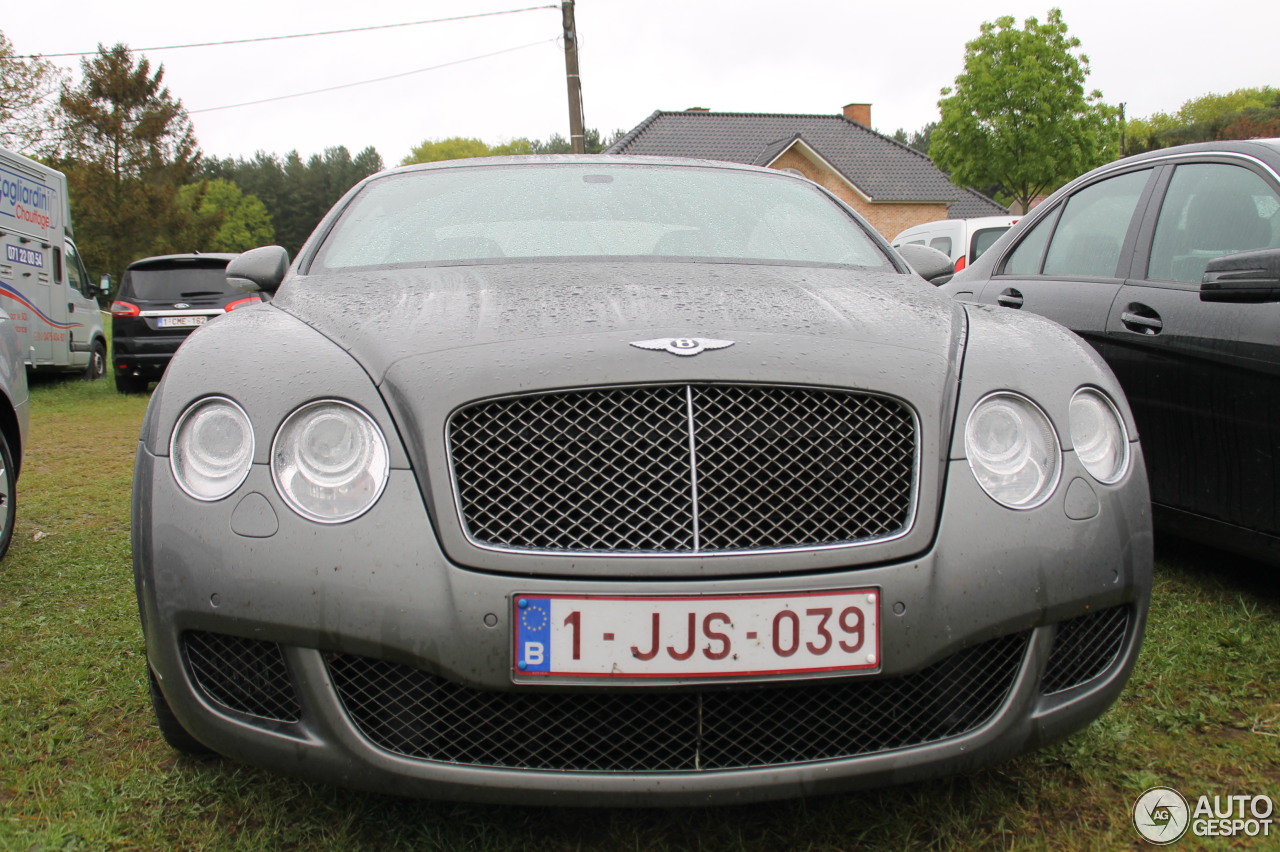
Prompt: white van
<box><xmin>892</xmin><ymin>216</ymin><xmax>1019</xmax><ymax>279</ymax></box>
<box><xmin>0</xmin><ymin>147</ymin><xmax>107</xmax><ymax>378</ymax></box>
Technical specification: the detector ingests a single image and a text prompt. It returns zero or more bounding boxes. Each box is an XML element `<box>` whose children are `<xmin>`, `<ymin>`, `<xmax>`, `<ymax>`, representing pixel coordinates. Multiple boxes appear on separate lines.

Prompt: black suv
<box><xmin>110</xmin><ymin>253</ymin><xmax>260</xmax><ymax>393</ymax></box>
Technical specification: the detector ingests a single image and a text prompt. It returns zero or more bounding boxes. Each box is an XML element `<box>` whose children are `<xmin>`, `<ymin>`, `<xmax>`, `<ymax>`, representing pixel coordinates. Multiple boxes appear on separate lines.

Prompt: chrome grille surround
<box><xmin>447</xmin><ymin>384</ymin><xmax>918</xmax><ymax>555</ymax></box>
<box><xmin>326</xmin><ymin>631</ymin><xmax>1029</xmax><ymax>772</ymax></box>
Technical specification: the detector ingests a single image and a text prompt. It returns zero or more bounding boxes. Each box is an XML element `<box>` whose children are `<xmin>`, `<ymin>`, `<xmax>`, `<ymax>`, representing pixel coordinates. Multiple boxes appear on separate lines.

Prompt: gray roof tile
<box><xmin>607</xmin><ymin>111</ymin><xmax>1006</xmax><ymax>216</ymax></box>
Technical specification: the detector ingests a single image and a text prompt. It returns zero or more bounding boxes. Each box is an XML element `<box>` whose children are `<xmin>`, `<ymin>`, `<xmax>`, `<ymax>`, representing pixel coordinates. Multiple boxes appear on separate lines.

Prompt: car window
<box><xmin>929</xmin><ymin>236</ymin><xmax>952</xmax><ymax>256</ymax></box>
<box><xmin>310</xmin><ymin>164</ymin><xmax>893</xmax><ymax>272</ymax></box>
<box><xmin>1003</xmin><ymin>213</ymin><xmax>1055</xmax><ymax>275</ymax></box>
<box><xmin>124</xmin><ymin>265</ymin><xmax>237</xmax><ymax>300</ymax></box>
<box><xmin>1041</xmin><ymin>170</ymin><xmax>1151</xmax><ymax>277</ymax></box>
<box><xmin>1147</xmin><ymin>163</ymin><xmax>1280</xmax><ymax>284</ymax></box>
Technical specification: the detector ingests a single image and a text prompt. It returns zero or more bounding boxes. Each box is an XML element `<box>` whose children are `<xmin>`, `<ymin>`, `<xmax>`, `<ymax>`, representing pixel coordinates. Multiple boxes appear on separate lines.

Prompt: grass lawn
<box><xmin>1</xmin><ymin>378</ymin><xmax>1276</xmax><ymax>851</ymax></box>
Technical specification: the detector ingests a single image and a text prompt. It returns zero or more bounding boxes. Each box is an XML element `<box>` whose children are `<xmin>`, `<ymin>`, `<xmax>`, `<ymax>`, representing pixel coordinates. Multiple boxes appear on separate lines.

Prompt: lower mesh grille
<box><xmin>1041</xmin><ymin>606</ymin><xmax>1130</xmax><ymax>695</ymax></box>
<box><xmin>183</xmin><ymin>631</ymin><xmax>300</xmax><ymax>722</ymax></box>
<box><xmin>326</xmin><ymin>632</ymin><xmax>1028</xmax><ymax>772</ymax></box>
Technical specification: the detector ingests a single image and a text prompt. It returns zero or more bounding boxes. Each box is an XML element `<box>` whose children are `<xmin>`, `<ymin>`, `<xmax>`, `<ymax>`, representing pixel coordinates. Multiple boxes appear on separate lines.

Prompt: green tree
<box><xmin>0</xmin><ymin>30</ymin><xmax>66</xmax><ymax>155</ymax></box>
<box><xmin>404</xmin><ymin>136</ymin><xmax>502</xmax><ymax>164</ymax></box>
<box><xmin>172</xmin><ymin>179</ymin><xmax>274</xmax><ymax>252</ymax></box>
<box><xmin>400</xmin><ymin>128</ymin><xmax>626</xmax><ymax>165</ymax></box>
<box><xmin>931</xmin><ymin>8</ymin><xmax>1119</xmax><ymax>213</ymax></box>
<box><xmin>1126</xmin><ymin>87</ymin><xmax>1280</xmax><ymax>153</ymax></box>
<box><xmin>889</xmin><ymin>121</ymin><xmax>937</xmax><ymax>155</ymax></box>
<box><xmin>205</xmin><ymin>145</ymin><xmax>382</xmax><ymax>257</ymax></box>
<box><xmin>55</xmin><ymin>44</ymin><xmax>200</xmax><ymax>280</ymax></box>
<box><xmin>529</xmin><ymin>127</ymin><xmax>626</xmax><ymax>154</ymax></box>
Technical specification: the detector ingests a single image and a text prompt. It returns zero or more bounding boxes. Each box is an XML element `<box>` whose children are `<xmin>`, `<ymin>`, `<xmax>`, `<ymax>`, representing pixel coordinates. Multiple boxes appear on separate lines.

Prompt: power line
<box><xmin>18</xmin><ymin>5</ymin><xmax>558</xmax><ymax>59</ymax></box>
<box><xmin>187</xmin><ymin>39</ymin><xmax>558</xmax><ymax>114</ymax></box>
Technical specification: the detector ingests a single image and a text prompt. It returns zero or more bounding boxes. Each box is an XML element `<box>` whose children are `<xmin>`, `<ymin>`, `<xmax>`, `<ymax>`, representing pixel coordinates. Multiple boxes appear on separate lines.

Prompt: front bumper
<box><xmin>134</xmin><ymin>445</ymin><xmax>1152</xmax><ymax>806</ymax></box>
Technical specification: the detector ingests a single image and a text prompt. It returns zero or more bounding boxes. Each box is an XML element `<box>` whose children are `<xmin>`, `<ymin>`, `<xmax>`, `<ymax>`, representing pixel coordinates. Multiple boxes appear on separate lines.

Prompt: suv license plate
<box><xmin>513</xmin><ymin>589</ymin><xmax>880</xmax><ymax>680</ymax></box>
<box><xmin>157</xmin><ymin>316</ymin><xmax>207</xmax><ymax>328</ymax></box>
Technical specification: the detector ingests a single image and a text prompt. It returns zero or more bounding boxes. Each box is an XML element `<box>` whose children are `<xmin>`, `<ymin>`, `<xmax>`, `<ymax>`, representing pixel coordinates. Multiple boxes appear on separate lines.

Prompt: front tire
<box><xmin>148</xmin><ymin>667</ymin><xmax>214</xmax><ymax>755</ymax></box>
<box><xmin>0</xmin><ymin>430</ymin><xmax>16</xmax><ymax>560</ymax></box>
<box><xmin>83</xmin><ymin>339</ymin><xmax>106</xmax><ymax>381</ymax></box>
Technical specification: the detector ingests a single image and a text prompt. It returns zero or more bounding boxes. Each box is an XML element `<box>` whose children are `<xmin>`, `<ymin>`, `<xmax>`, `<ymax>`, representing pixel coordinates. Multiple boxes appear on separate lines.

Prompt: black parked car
<box><xmin>110</xmin><ymin>253</ymin><xmax>260</xmax><ymax>393</ymax></box>
<box><xmin>943</xmin><ymin>139</ymin><xmax>1280</xmax><ymax>564</ymax></box>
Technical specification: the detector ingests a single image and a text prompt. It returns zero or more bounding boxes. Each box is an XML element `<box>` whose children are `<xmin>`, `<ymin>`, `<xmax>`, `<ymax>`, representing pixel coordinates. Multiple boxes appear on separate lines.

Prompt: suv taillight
<box><xmin>110</xmin><ymin>301</ymin><xmax>141</xmax><ymax>317</ymax></box>
<box><xmin>224</xmin><ymin>296</ymin><xmax>262</xmax><ymax>312</ymax></box>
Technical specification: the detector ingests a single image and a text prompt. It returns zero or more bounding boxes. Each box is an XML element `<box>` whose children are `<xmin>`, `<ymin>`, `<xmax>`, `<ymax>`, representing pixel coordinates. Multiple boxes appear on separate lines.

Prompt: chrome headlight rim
<box><xmin>169</xmin><ymin>395</ymin><xmax>255</xmax><ymax>502</ymax></box>
<box><xmin>1069</xmin><ymin>386</ymin><xmax>1131</xmax><ymax>485</ymax></box>
<box><xmin>964</xmin><ymin>390</ymin><xmax>1062</xmax><ymax>511</ymax></box>
<box><xmin>270</xmin><ymin>398</ymin><xmax>390</xmax><ymax>525</ymax></box>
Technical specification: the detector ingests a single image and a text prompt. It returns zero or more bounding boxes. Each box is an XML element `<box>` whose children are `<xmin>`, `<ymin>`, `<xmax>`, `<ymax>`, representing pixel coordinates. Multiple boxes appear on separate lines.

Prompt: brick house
<box><xmin>606</xmin><ymin>103</ymin><xmax>1006</xmax><ymax>238</ymax></box>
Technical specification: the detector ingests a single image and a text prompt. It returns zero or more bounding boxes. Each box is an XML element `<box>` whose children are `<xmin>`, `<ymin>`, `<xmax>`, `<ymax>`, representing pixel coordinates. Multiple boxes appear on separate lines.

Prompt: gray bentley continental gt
<box><xmin>133</xmin><ymin>156</ymin><xmax>1153</xmax><ymax>806</ymax></box>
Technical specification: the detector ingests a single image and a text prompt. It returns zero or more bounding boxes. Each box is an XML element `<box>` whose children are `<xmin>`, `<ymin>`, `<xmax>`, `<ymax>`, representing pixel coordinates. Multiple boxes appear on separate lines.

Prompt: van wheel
<box><xmin>83</xmin><ymin>339</ymin><xmax>106</xmax><ymax>380</ymax></box>
<box><xmin>148</xmin><ymin>667</ymin><xmax>214</xmax><ymax>755</ymax></box>
<box><xmin>0</xmin><ymin>431</ymin><xmax>16</xmax><ymax>561</ymax></box>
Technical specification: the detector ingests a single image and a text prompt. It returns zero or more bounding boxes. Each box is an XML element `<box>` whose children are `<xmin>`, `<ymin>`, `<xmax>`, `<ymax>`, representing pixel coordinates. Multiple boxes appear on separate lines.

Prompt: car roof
<box><xmin>1092</xmin><ymin>138</ymin><xmax>1280</xmax><ymax>173</ymax></box>
<box><xmin>379</xmin><ymin>153</ymin><xmax>814</xmax><ymax>181</ymax></box>
<box><xmin>126</xmin><ymin>253</ymin><xmax>239</xmax><ymax>270</ymax></box>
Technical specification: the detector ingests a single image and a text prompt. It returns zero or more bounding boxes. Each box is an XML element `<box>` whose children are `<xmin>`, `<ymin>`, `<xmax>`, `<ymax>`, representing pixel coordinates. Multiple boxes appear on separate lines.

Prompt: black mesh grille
<box><xmin>448</xmin><ymin>384</ymin><xmax>916</xmax><ymax>553</ymax></box>
<box><xmin>183</xmin><ymin>631</ymin><xmax>300</xmax><ymax>722</ymax></box>
<box><xmin>1041</xmin><ymin>606</ymin><xmax>1130</xmax><ymax>695</ymax></box>
<box><xmin>326</xmin><ymin>632</ymin><xmax>1027</xmax><ymax>772</ymax></box>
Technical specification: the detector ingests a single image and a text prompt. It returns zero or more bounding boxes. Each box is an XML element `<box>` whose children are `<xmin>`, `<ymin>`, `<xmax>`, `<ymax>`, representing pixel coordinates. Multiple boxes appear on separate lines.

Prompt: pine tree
<box><xmin>55</xmin><ymin>44</ymin><xmax>200</xmax><ymax>281</ymax></box>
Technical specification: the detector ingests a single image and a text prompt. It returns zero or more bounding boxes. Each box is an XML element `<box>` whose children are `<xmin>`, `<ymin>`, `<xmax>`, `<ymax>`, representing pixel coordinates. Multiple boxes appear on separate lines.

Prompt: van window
<box><xmin>64</xmin><ymin>241</ymin><xmax>90</xmax><ymax>298</ymax></box>
<box><xmin>970</xmin><ymin>227</ymin><xmax>1010</xmax><ymax>263</ymax></box>
<box><xmin>928</xmin><ymin>237</ymin><xmax>952</xmax><ymax>256</ymax></box>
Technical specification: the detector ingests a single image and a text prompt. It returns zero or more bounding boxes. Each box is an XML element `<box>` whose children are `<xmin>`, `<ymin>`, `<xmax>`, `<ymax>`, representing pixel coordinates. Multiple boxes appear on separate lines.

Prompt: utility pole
<box><xmin>562</xmin><ymin>0</ymin><xmax>586</xmax><ymax>154</ymax></box>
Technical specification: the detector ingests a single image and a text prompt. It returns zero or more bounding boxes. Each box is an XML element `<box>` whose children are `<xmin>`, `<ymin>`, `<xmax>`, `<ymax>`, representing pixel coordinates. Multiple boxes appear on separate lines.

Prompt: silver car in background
<box><xmin>0</xmin><ymin>306</ymin><xmax>27</xmax><ymax>560</ymax></box>
<box><xmin>133</xmin><ymin>156</ymin><xmax>1152</xmax><ymax>805</ymax></box>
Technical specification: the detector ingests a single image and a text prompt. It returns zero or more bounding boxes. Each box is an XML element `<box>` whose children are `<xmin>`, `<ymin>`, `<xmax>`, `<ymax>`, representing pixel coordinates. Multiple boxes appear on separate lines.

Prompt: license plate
<box><xmin>512</xmin><ymin>589</ymin><xmax>880</xmax><ymax>680</ymax></box>
<box><xmin>157</xmin><ymin>316</ymin><xmax>207</xmax><ymax>328</ymax></box>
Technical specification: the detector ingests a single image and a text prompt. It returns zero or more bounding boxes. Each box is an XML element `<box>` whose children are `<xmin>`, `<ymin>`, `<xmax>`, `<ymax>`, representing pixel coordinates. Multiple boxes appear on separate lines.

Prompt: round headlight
<box><xmin>170</xmin><ymin>397</ymin><xmax>254</xmax><ymax>501</ymax></box>
<box><xmin>1070</xmin><ymin>388</ymin><xmax>1129</xmax><ymax>484</ymax></box>
<box><xmin>965</xmin><ymin>392</ymin><xmax>1061</xmax><ymax>509</ymax></box>
<box><xmin>271</xmin><ymin>400</ymin><xmax>389</xmax><ymax>523</ymax></box>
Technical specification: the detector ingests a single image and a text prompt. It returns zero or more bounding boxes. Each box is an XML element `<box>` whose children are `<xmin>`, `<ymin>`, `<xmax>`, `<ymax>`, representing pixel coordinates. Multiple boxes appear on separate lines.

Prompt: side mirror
<box><xmin>226</xmin><ymin>245</ymin><xmax>290</xmax><ymax>295</ymax></box>
<box><xmin>896</xmin><ymin>243</ymin><xmax>955</xmax><ymax>286</ymax></box>
<box><xmin>1200</xmin><ymin>247</ymin><xmax>1280</xmax><ymax>303</ymax></box>
<box><xmin>99</xmin><ymin>273</ymin><xmax>112</xmax><ymax>293</ymax></box>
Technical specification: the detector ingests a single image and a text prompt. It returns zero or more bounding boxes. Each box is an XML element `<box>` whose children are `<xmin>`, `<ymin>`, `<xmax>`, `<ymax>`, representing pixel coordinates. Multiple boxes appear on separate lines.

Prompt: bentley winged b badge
<box><xmin>630</xmin><ymin>337</ymin><xmax>735</xmax><ymax>357</ymax></box>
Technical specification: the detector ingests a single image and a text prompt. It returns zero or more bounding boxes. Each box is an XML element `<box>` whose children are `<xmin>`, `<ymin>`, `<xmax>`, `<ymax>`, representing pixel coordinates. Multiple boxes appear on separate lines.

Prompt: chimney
<box><xmin>842</xmin><ymin>103</ymin><xmax>871</xmax><ymax>126</ymax></box>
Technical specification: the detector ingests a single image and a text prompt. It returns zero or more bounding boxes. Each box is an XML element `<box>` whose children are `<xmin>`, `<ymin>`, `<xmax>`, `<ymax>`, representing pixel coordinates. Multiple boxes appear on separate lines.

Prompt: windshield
<box><xmin>125</xmin><ymin>265</ymin><xmax>237</xmax><ymax>300</ymax></box>
<box><xmin>309</xmin><ymin>163</ymin><xmax>892</xmax><ymax>272</ymax></box>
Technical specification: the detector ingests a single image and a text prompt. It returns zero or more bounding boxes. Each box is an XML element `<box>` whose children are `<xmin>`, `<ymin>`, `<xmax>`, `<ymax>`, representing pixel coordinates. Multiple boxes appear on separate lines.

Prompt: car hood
<box><xmin>272</xmin><ymin>260</ymin><xmax>964</xmax><ymax>383</ymax></box>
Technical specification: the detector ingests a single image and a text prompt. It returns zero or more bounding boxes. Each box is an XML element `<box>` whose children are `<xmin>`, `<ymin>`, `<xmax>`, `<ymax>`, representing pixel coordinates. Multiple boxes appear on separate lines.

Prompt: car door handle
<box><xmin>68</xmin><ymin>302</ymin><xmax>75</xmax><ymax>313</ymax></box>
<box><xmin>996</xmin><ymin>288</ymin><xmax>1024</xmax><ymax>309</ymax></box>
<box><xmin>1120</xmin><ymin>306</ymin><xmax>1163</xmax><ymax>335</ymax></box>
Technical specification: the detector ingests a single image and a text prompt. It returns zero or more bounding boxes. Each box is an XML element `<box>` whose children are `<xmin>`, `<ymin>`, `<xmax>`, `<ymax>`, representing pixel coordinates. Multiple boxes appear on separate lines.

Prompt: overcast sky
<box><xmin>6</xmin><ymin>1</ymin><xmax>1274</xmax><ymax>166</ymax></box>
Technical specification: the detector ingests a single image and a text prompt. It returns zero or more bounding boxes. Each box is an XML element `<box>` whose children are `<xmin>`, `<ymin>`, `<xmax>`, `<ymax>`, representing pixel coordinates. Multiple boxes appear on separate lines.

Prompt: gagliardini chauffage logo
<box><xmin>1133</xmin><ymin>786</ymin><xmax>1275</xmax><ymax>845</ymax></box>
